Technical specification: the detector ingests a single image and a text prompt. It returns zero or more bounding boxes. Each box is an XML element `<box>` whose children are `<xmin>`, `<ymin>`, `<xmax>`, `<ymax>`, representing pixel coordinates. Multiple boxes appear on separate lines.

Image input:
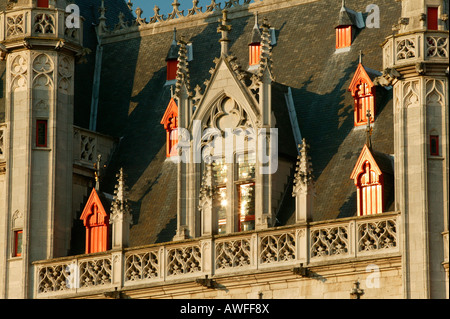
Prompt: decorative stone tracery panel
<box><xmin>426</xmin><ymin>37</ymin><xmax>448</xmax><ymax>58</ymax></box>
<box><xmin>215</xmin><ymin>238</ymin><xmax>251</xmax><ymax>269</ymax></box>
<box><xmin>78</xmin><ymin>257</ymin><xmax>112</xmax><ymax>288</ymax></box>
<box><xmin>426</xmin><ymin>79</ymin><xmax>445</xmax><ymax>107</ymax></box>
<box><xmin>357</xmin><ymin>219</ymin><xmax>397</xmax><ymax>252</ymax></box>
<box><xmin>37</xmin><ymin>263</ymin><xmax>71</xmax><ymax>293</ymax></box>
<box><xmin>10</xmin><ymin>54</ymin><xmax>28</xmax><ymax>92</ymax></box>
<box><xmin>167</xmin><ymin>245</ymin><xmax>202</xmax><ymax>276</ymax></box>
<box><xmin>32</xmin><ymin>54</ymin><xmax>54</xmax><ymax>89</ymax></box>
<box><xmin>396</xmin><ymin>38</ymin><xmax>416</xmax><ymax>61</ymax></box>
<box><xmin>310</xmin><ymin>226</ymin><xmax>349</xmax><ymax>258</ymax></box>
<box><xmin>260</xmin><ymin>232</ymin><xmax>296</xmax><ymax>264</ymax></box>
<box><xmin>6</xmin><ymin>13</ymin><xmax>25</xmax><ymax>38</ymax></box>
<box><xmin>33</xmin><ymin>13</ymin><xmax>56</xmax><ymax>34</ymax></box>
<box><xmin>58</xmin><ymin>56</ymin><xmax>73</xmax><ymax>95</ymax></box>
<box><xmin>125</xmin><ymin>251</ymin><xmax>159</xmax><ymax>282</ymax></box>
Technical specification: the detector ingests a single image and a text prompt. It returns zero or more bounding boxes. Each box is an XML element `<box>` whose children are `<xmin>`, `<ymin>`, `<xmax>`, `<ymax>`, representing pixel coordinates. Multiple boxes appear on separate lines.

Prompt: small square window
<box><xmin>36</xmin><ymin>120</ymin><xmax>47</xmax><ymax>147</ymax></box>
<box><xmin>430</xmin><ymin>135</ymin><xmax>439</xmax><ymax>156</ymax></box>
<box><xmin>14</xmin><ymin>230</ymin><xmax>23</xmax><ymax>257</ymax></box>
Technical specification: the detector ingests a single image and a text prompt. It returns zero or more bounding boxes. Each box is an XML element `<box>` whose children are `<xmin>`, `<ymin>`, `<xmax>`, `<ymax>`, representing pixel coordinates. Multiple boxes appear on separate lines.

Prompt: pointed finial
<box><xmin>217</xmin><ymin>9</ymin><xmax>232</xmax><ymax>56</ymax></box>
<box><xmin>172</xmin><ymin>27</ymin><xmax>177</xmax><ymax>45</ymax></box>
<box><xmin>94</xmin><ymin>154</ymin><xmax>102</xmax><ymax>191</ymax></box>
<box><xmin>170</xmin><ymin>85</ymin><xmax>174</xmax><ymax>97</ymax></box>
<box><xmin>254</xmin><ymin>11</ymin><xmax>259</xmax><ymax>28</ymax></box>
<box><xmin>359</xmin><ymin>50</ymin><xmax>363</xmax><ymax>64</ymax></box>
<box><xmin>366</xmin><ymin>110</ymin><xmax>373</xmax><ymax>149</ymax></box>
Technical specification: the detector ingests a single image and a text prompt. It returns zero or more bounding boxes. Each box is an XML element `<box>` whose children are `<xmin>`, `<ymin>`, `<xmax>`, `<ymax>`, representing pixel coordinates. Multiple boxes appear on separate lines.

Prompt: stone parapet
<box><xmin>32</xmin><ymin>211</ymin><xmax>400</xmax><ymax>298</ymax></box>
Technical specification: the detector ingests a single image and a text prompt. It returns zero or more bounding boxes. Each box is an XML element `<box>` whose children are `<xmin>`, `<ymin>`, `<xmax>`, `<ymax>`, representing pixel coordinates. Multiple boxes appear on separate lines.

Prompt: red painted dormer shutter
<box><xmin>336</xmin><ymin>26</ymin><xmax>352</xmax><ymax>49</ymax></box>
<box><xmin>350</xmin><ymin>145</ymin><xmax>384</xmax><ymax>216</ymax></box>
<box><xmin>349</xmin><ymin>63</ymin><xmax>375</xmax><ymax>126</ymax></box>
<box><xmin>80</xmin><ymin>188</ymin><xmax>109</xmax><ymax>254</ymax></box>
<box><xmin>249</xmin><ymin>43</ymin><xmax>261</xmax><ymax>66</ymax></box>
<box><xmin>161</xmin><ymin>98</ymin><xmax>179</xmax><ymax>157</ymax></box>
<box><xmin>167</xmin><ymin>60</ymin><xmax>178</xmax><ymax>81</ymax></box>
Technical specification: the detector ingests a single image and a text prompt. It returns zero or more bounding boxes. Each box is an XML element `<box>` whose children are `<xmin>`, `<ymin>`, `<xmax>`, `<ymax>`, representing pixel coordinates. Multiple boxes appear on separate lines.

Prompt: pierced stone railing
<box><xmin>73</xmin><ymin>126</ymin><xmax>117</xmax><ymax>169</ymax></box>
<box><xmin>0</xmin><ymin>7</ymin><xmax>83</xmax><ymax>46</ymax></box>
<box><xmin>383</xmin><ymin>31</ymin><xmax>449</xmax><ymax>70</ymax></box>
<box><xmin>33</xmin><ymin>212</ymin><xmax>400</xmax><ymax>298</ymax></box>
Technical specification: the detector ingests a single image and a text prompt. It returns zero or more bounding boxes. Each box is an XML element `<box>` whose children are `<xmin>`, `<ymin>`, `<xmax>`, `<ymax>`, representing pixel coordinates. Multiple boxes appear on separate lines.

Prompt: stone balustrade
<box><xmin>383</xmin><ymin>31</ymin><xmax>449</xmax><ymax>70</ymax></box>
<box><xmin>33</xmin><ymin>212</ymin><xmax>400</xmax><ymax>298</ymax></box>
<box><xmin>73</xmin><ymin>126</ymin><xmax>117</xmax><ymax>169</ymax></box>
<box><xmin>0</xmin><ymin>7</ymin><xmax>82</xmax><ymax>46</ymax></box>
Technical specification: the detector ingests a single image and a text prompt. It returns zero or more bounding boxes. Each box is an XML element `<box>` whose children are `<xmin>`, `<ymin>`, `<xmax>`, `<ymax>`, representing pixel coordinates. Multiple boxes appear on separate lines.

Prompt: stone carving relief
<box><xmin>426</xmin><ymin>79</ymin><xmax>445</xmax><ymax>107</ymax></box>
<box><xmin>426</xmin><ymin>37</ymin><xmax>448</xmax><ymax>58</ymax></box>
<box><xmin>125</xmin><ymin>251</ymin><xmax>159</xmax><ymax>282</ymax></box>
<box><xmin>167</xmin><ymin>245</ymin><xmax>202</xmax><ymax>276</ymax></box>
<box><xmin>58</xmin><ymin>56</ymin><xmax>73</xmax><ymax>95</ymax></box>
<box><xmin>310</xmin><ymin>226</ymin><xmax>349</xmax><ymax>258</ymax></box>
<box><xmin>10</xmin><ymin>54</ymin><xmax>28</xmax><ymax>92</ymax></box>
<box><xmin>358</xmin><ymin>219</ymin><xmax>397</xmax><ymax>252</ymax></box>
<box><xmin>6</xmin><ymin>13</ymin><xmax>25</xmax><ymax>37</ymax></box>
<box><xmin>402</xmin><ymin>80</ymin><xmax>420</xmax><ymax>108</ymax></box>
<box><xmin>33</xmin><ymin>13</ymin><xmax>56</xmax><ymax>34</ymax></box>
<box><xmin>396</xmin><ymin>38</ymin><xmax>416</xmax><ymax>60</ymax></box>
<box><xmin>208</xmin><ymin>97</ymin><xmax>252</xmax><ymax>131</ymax></box>
<box><xmin>78</xmin><ymin>258</ymin><xmax>112</xmax><ymax>287</ymax></box>
<box><xmin>32</xmin><ymin>54</ymin><xmax>54</xmax><ymax>89</ymax></box>
<box><xmin>215</xmin><ymin>238</ymin><xmax>251</xmax><ymax>269</ymax></box>
<box><xmin>80</xmin><ymin>135</ymin><xmax>96</xmax><ymax>162</ymax></box>
<box><xmin>37</xmin><ymin>263</ymin><xmax>71</xmax><ymax>293</ymax></box>
<box><xmin>260</xmin><ymin>232</ymin><xmax>296</xmax><ymax>264</ymax></box>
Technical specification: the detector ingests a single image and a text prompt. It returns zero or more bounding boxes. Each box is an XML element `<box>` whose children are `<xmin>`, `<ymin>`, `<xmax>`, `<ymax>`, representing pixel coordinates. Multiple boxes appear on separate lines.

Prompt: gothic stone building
<box><xmin>0</xmin><ymin>0</ymin><xmax>448</xmax><ymax>299</ymax></box>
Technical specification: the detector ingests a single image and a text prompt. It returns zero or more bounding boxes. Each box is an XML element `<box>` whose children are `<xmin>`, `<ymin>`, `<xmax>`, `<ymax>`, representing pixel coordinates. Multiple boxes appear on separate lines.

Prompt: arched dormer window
<box><xmin>336</xmin><ymin>25</ymin><xmax>353</xmax><ymax>49</ymax></box>
<box><xmin>350</xmin><ymin>144</ymin><xmax>384</xmax><ymax>216</ymax></box>
<box><xmin>161</xmin><ymin>98</ymin><xmax>179</xmax><ymax>157</ymax></box>
<box><xmin>80</xmin><ymin>188</ymin><xmax>110</xmax><ymax>254</ymax></box>
<box><xmin>349</xmin><ymin>63</ymin><xmax>376</xmax><ymax>127</ymax></box>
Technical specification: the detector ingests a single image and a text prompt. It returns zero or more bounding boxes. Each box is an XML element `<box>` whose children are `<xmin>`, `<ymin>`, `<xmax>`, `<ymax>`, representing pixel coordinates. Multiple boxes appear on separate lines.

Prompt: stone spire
<box><xmin>217</xmin><ymin>10</ymin><xmax>232</xmax><ymax>56</ymax></box>
<box><xmin>292</xmin><ymin>138</ymin><xmax>314</xmax><ymax>223</ymax></box>
<box><xmin>174</xmin><ymin>36</ymin><xmax>191</xmax><ymax>97</ymax></box>
<box><xmin>255</xmin><ymin>18</ymin><xmax>273</xmax><ymax>81</ymax></box>
<box><xmin>110</xmin><ymin>168</ymin><xmax>133</xmax><ymax>250</ymax></box>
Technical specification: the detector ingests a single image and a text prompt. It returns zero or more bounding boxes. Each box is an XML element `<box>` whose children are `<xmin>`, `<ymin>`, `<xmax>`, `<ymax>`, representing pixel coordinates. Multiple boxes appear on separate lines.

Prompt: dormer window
<box><xmin>335</xmin><ymin>1</ymin><xmax>365</xmax><ymax>51</ymax></box>
<box><xmin>166</xmin><ymin>28</ymin><xmax>179</xmax><ymax>83</ymax></box>
<box><xmin>161</xmin><ymin>98</ymin><xmax>179</xmax><ymax>157</ymax></box>
<box><xmin>37</xmin><ymin>0</ymin><xmax>49</xmax><ymax>8</ymax></box>
<box><xmin>336</xmin><ymin>26</ymin><xmax>353</xmax><ymax>49</ymax></box>
<box><xmin>80</xmin><ymin>188</ymin><xmax>110</xmax><ymax>254</ymax></box>
<box><xmin>349</xmin><ymin>63</ymin><xmax>376</xmax><ymax>127</ymax></box>
<box><xmin>350</xmin><ymin>145</ymin><xmax>384</xmax><ymax>216</ymax></box>
<box><xmin>249</xmin><ymin>12</ymin><xmax>262</xmax><ymax>68</ymax></box>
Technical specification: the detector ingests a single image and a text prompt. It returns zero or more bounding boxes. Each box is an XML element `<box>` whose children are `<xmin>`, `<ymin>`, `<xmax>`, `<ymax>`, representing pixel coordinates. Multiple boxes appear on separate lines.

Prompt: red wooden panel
<box><xmin>336</xmin><ymin>26</ymin><xmax>352</xmax><ymax>49</ymax></box>
<box><xmin>37</xmin><ymin>0</ymin><xmax>49</xmax><ymax>8</ymax></box>
<box><xmin>427</xmin><ymin>7</ymin><xmax>439</xmax><ymax>30</ymax></box>
<box><xmin>249</xmin><ymin>44</ymin><xmax>261</xmax><ymax>66</ymax></box>
<box><xmin>166</xmin><ymin>60</ymin><xmax>178</xmax><ymax>81</ymax></box>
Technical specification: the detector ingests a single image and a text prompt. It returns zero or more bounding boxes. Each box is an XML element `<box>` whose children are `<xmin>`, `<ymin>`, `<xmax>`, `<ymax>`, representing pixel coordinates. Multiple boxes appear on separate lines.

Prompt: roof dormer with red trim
<box><xmin>161</xmin><ymin>97</ymin><xmax>179</xmax><ymax>157</ymax></box>
<box><xmin>166</xmin><ymin>28</ymin><xmax>179</xmax><ymax>83</ymax></box>
<box><xmin>348</xmin><ymin>60</ymin><xmax>377</xmax><ymax>127</ymax></box>
<box><xmin>335</xmin><ymin>0</ymin><xmax>365</xmax><ymax>51</ymax></box>
<box><xmin>350</xmin><ymin>144</ymin><xmax>384</xmax><ymax>216</ymax></box>
<box><xmin>80</xmin><ymin>188</ymin><xmax>110</xmax><ymax>254</ymax></box>
<box><xmin>249</xmin><ymin>12</ymin><xmax>262</xmax><ymax>69</ymax></box>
